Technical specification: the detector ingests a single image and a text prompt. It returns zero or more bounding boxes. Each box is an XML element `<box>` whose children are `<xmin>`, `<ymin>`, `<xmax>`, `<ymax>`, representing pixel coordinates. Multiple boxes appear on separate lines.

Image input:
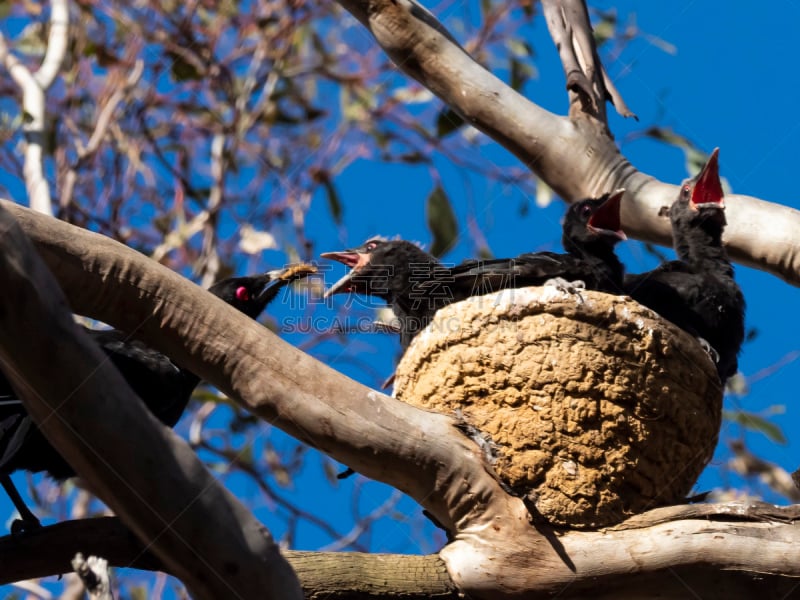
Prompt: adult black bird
<box><xmin>321</xmin><ymin>190</ymin><xmax>627</xmax><ymax>350</ymax></box>
<box><xmin>0</xmin><ymin>264</ymin><xmax>316</xmax><ymax>533</ymax></box>
<box><xmin>624</xmin><ymin>148</ymin><xmax>745</xmax><ymax>383</ymax></box>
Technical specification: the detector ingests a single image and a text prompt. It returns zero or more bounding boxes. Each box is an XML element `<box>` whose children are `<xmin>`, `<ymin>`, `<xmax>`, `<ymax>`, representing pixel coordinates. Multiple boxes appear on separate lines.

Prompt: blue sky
<box><xmin>2</xmin><ymin>1</ymin><xmax>800</xmax><ymax>595</ymax></box>
<box><xmin>315</xmin><ymin>0</ymin><xmax>800</xmax><ymax>501</ymax></box>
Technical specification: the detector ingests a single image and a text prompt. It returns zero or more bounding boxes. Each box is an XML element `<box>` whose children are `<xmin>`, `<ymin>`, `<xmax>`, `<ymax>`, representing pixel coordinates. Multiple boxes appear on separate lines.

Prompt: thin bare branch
<box><xmin>198</xmin><ymin>133</ymin><xmax>224</xmax><ymax>288</ymax></box>
<box><xmin>60</xmin><ymin>59</ymin><xmax>145</xmax><ymax>210</ymax></box>
<box><xmin>0</xmin><ymin>0</ymin><xmax>69</xmax><ymax>215</ymax></box>
<box><xmin>0</xmin><ymin>33</ymin><xmax>51</xmax><ymax>214</ymax></box>
<box><xmin>728</xmin><ymin>440</ymin><xmax>800</xmax><ymax>502</ymax></box>
<box><xmin>34</xmin><ymin>0</ymin><xmax>69</xmax><ymax>89</ymax></box>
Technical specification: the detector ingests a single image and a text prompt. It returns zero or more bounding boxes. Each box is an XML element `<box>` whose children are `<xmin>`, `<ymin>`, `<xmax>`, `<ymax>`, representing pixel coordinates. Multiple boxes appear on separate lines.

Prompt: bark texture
<box><xmin>0</xmin><ymin>203</ymin><xmax>303</xmax><ymax>600</ymax></box>
<box><xmin>3</xmin><ymin>509</ymin><xmax>800</xmax><ymax>599</ymax></box>
<box><xmin>394</xmin><ymin>287</ymin><xmax>722</xmax><ymax>528</ymax></box>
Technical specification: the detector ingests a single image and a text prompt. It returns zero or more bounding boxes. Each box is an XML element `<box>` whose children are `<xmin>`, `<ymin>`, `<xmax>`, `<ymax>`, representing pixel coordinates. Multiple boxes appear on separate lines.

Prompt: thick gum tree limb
<box><xmin>0</xmin><ymin>204</ymin><xmax>303</xmax><ymax>600</ymax></box>
<box><xmin>4</xmin><ymin>203</ymin><xmax>800</xmax><ymax>597</ymax></box>
<box><xmin>0</xmin><ymin>518</ymin><xmax>459</xmax><ymax>599</ymax></box>
<box><xmin>0</xmin><ymin>200</ymin><xmax>510</xmax><ymax>537</ymax></box>
<box><xmin>3</xmin><ymin>506</ymin><xmax>800</xmax><ymax>599</ymax></box>
<box><xmin>334</xmin><ymin>0</ymin><xmax>800</xmax><ymax>287</ymax></box>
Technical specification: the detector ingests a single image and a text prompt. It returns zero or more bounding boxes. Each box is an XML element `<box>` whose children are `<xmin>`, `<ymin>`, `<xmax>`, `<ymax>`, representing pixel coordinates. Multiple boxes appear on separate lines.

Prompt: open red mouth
<box><xmin>691</xmin><ymin>148</ymin><xmax>724</xmax><ymax>211</ymax></box>
<box><xmin>320</xmin><ymin>250</ymin><xmax>372</xmax><ymax>297</ymax></box>
<box><xmin>587</xmin><ymin>189</ymin><xmax>627</xmax><ymax>241</ymax></box>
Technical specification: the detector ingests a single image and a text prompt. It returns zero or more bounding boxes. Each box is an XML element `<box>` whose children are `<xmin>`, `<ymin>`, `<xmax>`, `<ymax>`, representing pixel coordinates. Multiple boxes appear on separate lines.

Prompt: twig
<box><xmin>320</xmin><ymin>489</ymin><xmax>403</xmax><ymax>551</ymax></box>
<box><xmin>197</xmin><ymin>133</ymin><xmax>225</xmax><ymax>288</ymax></box>
<box><xmin>60</xmin><ymin>59</ymin><xmax>144</xmax><ymax>210</ymax></box>
<box><xmin>728</xmin><ymin>440</ymin><xmax>800</xmax><ymax>502</ymax></box>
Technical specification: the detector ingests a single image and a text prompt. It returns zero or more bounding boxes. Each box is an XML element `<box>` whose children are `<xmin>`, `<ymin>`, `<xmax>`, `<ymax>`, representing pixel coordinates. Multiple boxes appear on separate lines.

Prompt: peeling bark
<box><xmin>541</xmin><ymin>0</ymin><xmax>636</xmax><ymax>121</ymax></box>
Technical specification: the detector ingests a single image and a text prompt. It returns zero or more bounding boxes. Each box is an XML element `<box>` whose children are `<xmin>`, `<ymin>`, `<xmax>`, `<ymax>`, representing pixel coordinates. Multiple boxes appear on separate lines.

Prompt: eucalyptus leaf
<box><xmin>426</xmin><ymin>185</ymin><xmax>458</xmax><ymax>257</ymax></box>
<box><xmin>723</xmin><ymin>410</ymin><xmax>787</xmax><ymax>445</ymax></box>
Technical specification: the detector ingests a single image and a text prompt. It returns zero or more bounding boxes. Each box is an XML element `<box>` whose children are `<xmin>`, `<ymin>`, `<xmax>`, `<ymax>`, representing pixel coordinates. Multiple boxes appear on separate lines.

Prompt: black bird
<box><xmin>454</xmin><ymin>189</ymin><xmax>627</xmax><ymax>295</ymax></box>
<box><xmin>322</xmin><ymin>238</ymin><xmax>444</xmax><ymax>349</ymax></box>
<box><xmin>0</xmin><ymin>264</ymin><xmax>316</xmax><ymax>532</ymax></box>
<box><xmin>321</xmin><ymin>190</ymin><xmax>627</xmax><ymax>349</ymax></box>
<box><xmin>624</xmin><ymin>148</ymin><xmax>745</xmax><ymax>383</ymax></box>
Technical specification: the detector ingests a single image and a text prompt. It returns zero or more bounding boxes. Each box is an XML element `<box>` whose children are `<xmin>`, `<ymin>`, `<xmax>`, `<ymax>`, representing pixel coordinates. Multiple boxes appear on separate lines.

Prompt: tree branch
<box><xmin>60</xmin><ymin>59</ymin><xmax>145</xmax><ymax>210</ymax></box>
<box><xmin>333</xmin><ymin>0</ymin><xmax>800</xmax><ymax>287</ymax></box>
<box><xmin>0</xmin><ymin>199</ymin><xmax>509</xmax><ymax>537</ymax></box>
<box><xmin>34</xmin><ymin>0</ymin><xmax>69</xmax><ymax>89</ymax></box>
<box><xmin>0</xmin><ymin>518</ymin><xmax>459</xmax><ymax>599</ymax></box>
<box><xmin>5</xmin><ymin>201</ymin><xmax>800</xmax><ymax>597</ymax></box>
<box><xmin>0</xmin><ymin>203</ymin><xmax>302</xmax><ymax>600</ymax></box>
<box><xmin>3</xmin><ymin>509</ymin><xmax>800</xmax><ymax>599</ymax></box>
<box><xmin>0</xmin><ymin>0</ymin><xmax>70</xmax><ymax>215</ymax></box>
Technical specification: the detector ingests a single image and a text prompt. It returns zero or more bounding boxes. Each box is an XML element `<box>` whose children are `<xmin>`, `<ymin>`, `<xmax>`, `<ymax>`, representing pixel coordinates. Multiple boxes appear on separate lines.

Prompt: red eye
<box><xmin>682</xmin><ymin>184</ymin><xmax>691</xmax><ymax>196</ymax></box>
<box><xmin>235</xmin><ymin>286</ymin><xmax>250</xmax><ymax>301</ymax></box>
<box><xmin>366</xmin><ymin>241</ymin><xmax>378</xmax><ymax>251</ymax></box>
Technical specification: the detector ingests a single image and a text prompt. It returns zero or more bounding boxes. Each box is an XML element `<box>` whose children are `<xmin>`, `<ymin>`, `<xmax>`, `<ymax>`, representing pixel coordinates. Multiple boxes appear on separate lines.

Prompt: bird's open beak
<box><xmin>691</xmin><ymin>148</ymin><xmax>725</xmax><ymax>211</ymax></box>
<box><xmin>587</xmin><ymin>189</ymin><xmax>627</xmax><ymax>241</ymax></box>
<box><xmin>320</xmin><ymin>251</ymin><xmax>372</xmax><ymax>297</ymax></box>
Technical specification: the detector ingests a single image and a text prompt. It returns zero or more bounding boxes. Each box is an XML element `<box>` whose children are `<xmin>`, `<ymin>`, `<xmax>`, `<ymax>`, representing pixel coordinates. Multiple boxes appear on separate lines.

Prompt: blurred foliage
<box><xmin>723</xmin><ymin>408</ymin><xmax>788</xmax><ymax>445</ymax></box>
<box><xmin>426</xmin><ymin>184</ymin><xmax>458</xmax><ymax>257</ymax></box>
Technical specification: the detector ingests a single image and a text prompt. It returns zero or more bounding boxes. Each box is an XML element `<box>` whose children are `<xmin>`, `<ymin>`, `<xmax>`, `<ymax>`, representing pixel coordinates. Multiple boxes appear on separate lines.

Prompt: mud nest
<box><xmin>393</xmin><ymin>286</ymin><xmax>723</xmax><ymax>529</ymax></box>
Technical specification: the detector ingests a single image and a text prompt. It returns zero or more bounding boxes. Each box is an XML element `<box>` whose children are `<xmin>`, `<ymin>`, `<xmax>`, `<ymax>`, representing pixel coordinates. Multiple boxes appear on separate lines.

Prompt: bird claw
<box><xmin>380</xmin><ymin>373</ymin><xmax>396</xmax><ymax>390</ymax></box>
<box><xmin>544</xmin><ymin>278</ymin><xmax>585</xmax><ymax>302</ymax></box>
<box><xmin>696</xmin><ymin>337</ymin><xmax>720</xmax><ymax>364</ymax></box>
<box><xmin>10</xmin><ymin>516</ymin><xmax>41</xmax><ymax>535</ymax></box>
<box><xmin>336</xmin><ymin>467</ymin><xmax>355</xmax><ymax>480</ymax></box>
<box><xmin>372</xmin><ymin>321</ymin><xmax>401</xmax><ymax>334</ymax></box>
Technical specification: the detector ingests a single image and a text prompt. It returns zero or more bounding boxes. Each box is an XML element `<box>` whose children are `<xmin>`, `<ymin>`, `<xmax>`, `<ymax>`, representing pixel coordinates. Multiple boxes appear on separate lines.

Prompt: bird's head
<box><xmin>671</xmin><ymin>147</ymin><xmax>726</xmax><ymax>228</ymax></box>
<box><xmin>563</xmin><ymin>189</ymin><xmax>627</xmax><ymax>252</ymax></box>
<box><xmin>321</xmin><ymin>237</ymin><xmax>435</xmax><ymax>300</ymax></box>
<box><xmin>209</xmin><ymin>264</ymin><xmax>317</xmax><ymax>319</ymax></box>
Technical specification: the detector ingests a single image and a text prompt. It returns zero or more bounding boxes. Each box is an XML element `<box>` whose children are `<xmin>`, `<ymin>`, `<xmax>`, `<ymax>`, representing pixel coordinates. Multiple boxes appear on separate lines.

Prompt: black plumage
<box><xmin>321</xmin><ymin>190</ymin><xmax>627</xmax><ymax>349</ymax></box>
<box><xmin>452</xmin><ymin>189</ymin><xmax>627</xmax><ymax>295</ymax></box>
<box><xmin>624</xmin><ymin>148</ymin><xmax>745</xmax><ymax>383</ymax></box>
<box><xmin>0</xmin><ymin>265</ymin><xmax>315</xmax><ymax>532</ymax></box>
<box><xmin>322</xmin><ymin>238</ymin><xmax>444</xmax><ymax>349</ymax></box>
